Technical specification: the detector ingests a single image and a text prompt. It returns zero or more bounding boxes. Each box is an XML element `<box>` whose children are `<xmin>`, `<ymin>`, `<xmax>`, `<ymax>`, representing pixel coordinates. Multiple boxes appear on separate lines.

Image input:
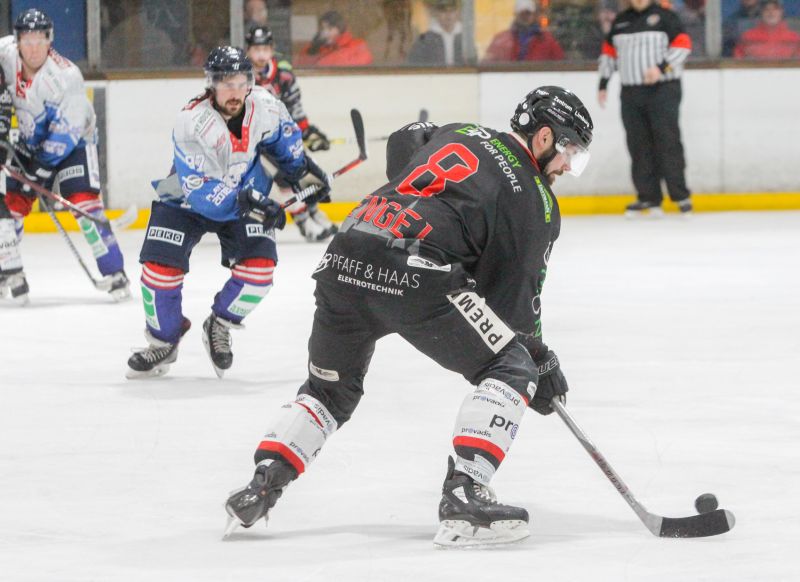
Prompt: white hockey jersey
<box><xmin>0</xmin><ymin>35</ymin><xmax>96</xmax><ymax>168</ymax></box>
<box><xmin>153</xmin><ymin>85</ymin><xmax>306</xmax><ymax>222</ymax></box>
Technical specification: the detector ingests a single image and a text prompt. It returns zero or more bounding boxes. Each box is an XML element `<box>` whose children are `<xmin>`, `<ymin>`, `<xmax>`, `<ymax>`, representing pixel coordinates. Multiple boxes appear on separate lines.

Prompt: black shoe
<box><xmin>202</xmin><ymin>314</ymin><xmax>240</xmax><ymax>378</ymax></box>
<box><xmin>434</xmin><ymin>457</ymin><xmax>530</xmax><ymax>547</ymax></box>
<box><xmin>126</xmin><ymin>317</ymin><xmax>191</xmax><ymax>379</ymax></box>
<box><xmin>677</xmin><ymin>199</ymin><xmax>693</xmax><ymax>214</ymax></box>
<box><xmin>625</xmin><ymin>200</ymin><xmax>664</xmax><ymax>218</ymax></box>
<box><xmin>223</xmin><ymin>459</ymin><xmax>298</xmax><ymax>538</ymax></box>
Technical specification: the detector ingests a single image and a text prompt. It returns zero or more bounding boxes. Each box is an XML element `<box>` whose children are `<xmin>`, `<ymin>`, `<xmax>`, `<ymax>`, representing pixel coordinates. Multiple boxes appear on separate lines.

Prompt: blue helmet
<box><xmin>14</xmin><ymin>8</ymin><xmax>54</xmax><ymax>42</ymax></box>
<box><xmin>204</xmin><ymin>46</ymin><xmax>254</xmax><ymax>89</ymax></box>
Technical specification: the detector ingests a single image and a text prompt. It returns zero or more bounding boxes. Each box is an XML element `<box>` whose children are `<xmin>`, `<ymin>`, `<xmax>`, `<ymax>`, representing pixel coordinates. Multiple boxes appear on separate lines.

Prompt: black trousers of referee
<box><xmin>621</xmin><ymin>80</ymin><xmax>690</xmax><ymax>205</ymax></box>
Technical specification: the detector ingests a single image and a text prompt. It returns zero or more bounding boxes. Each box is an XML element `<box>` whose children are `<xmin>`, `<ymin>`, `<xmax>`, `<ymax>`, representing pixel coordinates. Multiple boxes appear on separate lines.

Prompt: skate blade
<box><xmin>125</xmin><ymin>364</ymin><xmax>171</xmax><ymax>380</ymax></box>
<box><xmin>222</xmin><ymin>514</ymin><xmax>243</xmax><ymax>540</ymax></box>
<box><xmin>625</xmin><ymin>208</ymin><xmax>664</xmax><ymax>220</ymax></box>
<box><xmin>201</xmin><ymin>334</ymin><xmax>228</xmax><ymax>379</ymax></box>
<box><xmin>110</xmin><ymin>287</ymin><xmax>132</xmax><ymax>302</ymax></box>
<box><xmin>433</xmin><ymin>519</ymin><xmax>530</xmax><ymax>548</ymax></box>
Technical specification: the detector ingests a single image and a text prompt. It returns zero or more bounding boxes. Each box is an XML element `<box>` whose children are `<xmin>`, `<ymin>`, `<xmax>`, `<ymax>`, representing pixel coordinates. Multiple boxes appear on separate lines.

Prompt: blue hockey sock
<box><xmin>211</xmin><ymin>258</ymin><xmax>274</xmax><ymax>324</ymax></box>
<box><xmin>140</xmin><ymin>262</ymin><xmax>185</xmax><ymax>343</ymax></box>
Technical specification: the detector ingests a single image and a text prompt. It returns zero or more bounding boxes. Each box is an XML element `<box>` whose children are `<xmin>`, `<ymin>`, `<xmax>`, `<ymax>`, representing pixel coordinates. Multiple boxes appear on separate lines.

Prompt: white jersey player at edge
<box><xmin>0</xmin><ymin>8</ymin><xmax>130</xmax><ymax>304</ymax></box>
<box><xmin>126</xmin><ymin>46</ymin><xmax>330</xmax><ymax>379</ymax></box>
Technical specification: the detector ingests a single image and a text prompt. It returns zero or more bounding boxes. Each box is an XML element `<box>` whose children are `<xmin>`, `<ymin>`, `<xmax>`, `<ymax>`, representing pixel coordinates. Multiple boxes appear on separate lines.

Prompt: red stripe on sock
<box><xmin>453</xmin><ymin>436</ymin><xmax>506</xmax><ymax>464</ymax></box>
<box><xmin>257</xmin><ymin>441</ymin><xmax>305</xmax><ymax>475</ymax></box>
<box><xmin>297</xmin><ymin>402</ymin><xmax>323</xmax><ymax>428</ymax></box>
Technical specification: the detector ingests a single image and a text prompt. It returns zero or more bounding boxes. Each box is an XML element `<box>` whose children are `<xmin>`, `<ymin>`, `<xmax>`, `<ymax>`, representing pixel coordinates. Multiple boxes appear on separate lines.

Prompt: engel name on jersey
<box><xmin>153</xmin><ymin>86</ymin><xmax>306</xmax><ymax>222</ymax></box>
<box><xmin>0</xmin><ymin>35</ymin><xmax>96</xmax><ymax>167</ymax></box>
<box><xmin>317</xmin><ymin>121</ymin><xmax>560</xmax><ymax>340</ymax></box>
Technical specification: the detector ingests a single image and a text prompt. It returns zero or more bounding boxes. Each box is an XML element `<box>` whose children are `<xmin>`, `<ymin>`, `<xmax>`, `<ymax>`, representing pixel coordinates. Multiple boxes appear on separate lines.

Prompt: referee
<box><xmin>598</xmin><ymin>0</ymin><xmax>692</xmax><ymax>216</ymax></box>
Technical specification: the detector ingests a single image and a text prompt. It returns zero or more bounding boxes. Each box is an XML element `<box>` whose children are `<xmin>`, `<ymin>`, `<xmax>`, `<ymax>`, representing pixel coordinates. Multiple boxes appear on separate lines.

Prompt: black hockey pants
<box><xmin>295</xmin><ymin>280</ymin><xmax>538</xmax><ymax>427</ymax></box>
<box><xmin>621</xmin><ymin>80</ymin><xmax>690</xmax><ymax>205</ymax></box>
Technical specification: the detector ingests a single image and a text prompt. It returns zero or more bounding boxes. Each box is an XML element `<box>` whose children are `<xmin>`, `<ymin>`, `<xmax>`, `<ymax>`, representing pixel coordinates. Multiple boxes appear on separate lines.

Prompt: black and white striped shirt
<box><xmin>598</xmin><ymin>4</ymin><xmax>692</xmax><ymax>89</ymax></box>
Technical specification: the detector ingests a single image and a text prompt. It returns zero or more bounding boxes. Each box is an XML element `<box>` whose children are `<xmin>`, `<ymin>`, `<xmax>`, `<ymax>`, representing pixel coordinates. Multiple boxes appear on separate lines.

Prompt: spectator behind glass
<box><xmin>296</xmin><ymin>10</ymin><xmax>374</xmax><ymax>67</ymax></box>
<box><xmin>575</xmin><ymin>2</ymin><xmax>618</xmax><ymax>60</ymax></box>
<box><xmin>723</xmin><ymin>0</ymin><xmax>762</xmax><ymax>56</ymax></box>
<box><xmin>673</xmin><ymin>0</ymin><xmax>706</xmax><ymax>57</ymax></box>
<box><xmin>408</xmin><ymin>0</ymin><xmax>476</xmax><ymax>65</ymax></box>
<box><xmin>244</xmin><ymin>0</ymin><xmax>269</xmax><ymax>30</ymax></box>
<box><xmin>482</xmin><ymin>0</ymin><xmax>564</xmax><ymax>63</ymax></box>
<box><xmin>734</xmin><ymin>0</ymin><xmax>800</xmax><ymax>58</ymax></box>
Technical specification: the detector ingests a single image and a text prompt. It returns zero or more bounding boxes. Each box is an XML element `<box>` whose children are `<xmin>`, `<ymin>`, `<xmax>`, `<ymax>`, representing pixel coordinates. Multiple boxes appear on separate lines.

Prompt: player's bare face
<box><xmin>18</xmin><ymin>32</ymin><xmax>50</xmax><ymax>73</ymax></box>
<box><xmin>214</xmin><ymin>75</ymin><xmax>249</xmax><ymax>118</ymax></box>
<box><xmin>247</xmin><ymin>45</ymin><xmax>273</xmax><ymax>70</ymax></box>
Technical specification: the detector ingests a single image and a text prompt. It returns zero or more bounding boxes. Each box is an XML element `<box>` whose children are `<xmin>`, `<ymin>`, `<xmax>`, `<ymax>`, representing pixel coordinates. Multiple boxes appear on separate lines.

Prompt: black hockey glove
<box><xmin>19</xmin><ymin>156</ymin><xmax>54</xmax><ymax>197</ymax></box>
<box><xmin>237</xmin><ymin>188</ymin><xmax>287</xmax><ymax>230</ymax></box>
<box><xmin>302</xmin><ymin>124</ymin><xmax>330</xmax><ymax>152</ymax></box>
<box><xmin>275</xmin><ymin>155</ymin><xmax>332</xmax><ymax>204</ymax></box>
<box><xmin>530</xmin><ymin>350</ymin><xmax>569</xmax><ymax>416</ymax></box>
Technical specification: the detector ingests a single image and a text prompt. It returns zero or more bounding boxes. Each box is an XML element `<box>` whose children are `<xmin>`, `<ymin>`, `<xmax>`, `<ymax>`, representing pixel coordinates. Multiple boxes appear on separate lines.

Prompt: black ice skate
<box><xmin>126</xmin><ymin>318</ymin><xmax>191</xmax><ymax>379</ymax></box>
<box><xmin>0</xmin><ymin>271</ymin><xmax>30</xmax><ymax>305</ymax></box>
<box><xmin>625</xmin><ymin>200</ymin><xmax>664</xmax><ymax>218</ymax></box>
<box><xmin>202</xmin><ymin>314</ymin><xmax>241</xmax><ymax>378</ymax></box>
<box><xmin>223</xmin><ymin>459</ymin><xmax>297</xmax><ymax>539</ymax></box>
<box><xmin>433</xmin><ymin>456</ymin><xmax>530</xmax><ymax>548</ymax></box>
<box><xmin>677</xmin><ymin>198</ymin><xmax>693</xmax><ymax>215</ymax></box>
<box><xmin>105</xmin><ymin>270</ymin><xmax>132</xmax><ymax>302</ymax></box>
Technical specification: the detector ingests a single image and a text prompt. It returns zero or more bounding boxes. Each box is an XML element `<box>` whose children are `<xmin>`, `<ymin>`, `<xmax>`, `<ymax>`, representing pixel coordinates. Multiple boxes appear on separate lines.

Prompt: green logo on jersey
<box><xmin>455</xmin><ymin>124</ymin><xmax>491</xmax><ymax>139</ymax></box>
<box><xmin>534</xmin><ymin>176</ymin><xmax>553</xmax><ymax>224</ymax></box>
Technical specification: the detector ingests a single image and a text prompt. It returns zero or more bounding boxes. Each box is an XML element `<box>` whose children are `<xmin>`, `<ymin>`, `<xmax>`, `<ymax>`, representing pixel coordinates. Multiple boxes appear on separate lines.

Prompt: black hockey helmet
<box><xmin>14</xmin><ymin>8</ymin><xmax>54</xmax><ymax>41</ymax></box>
<box><xmin>511</xmin><ymin>86</ymin><xmax>594</xmax><ymax>175</ymax></box>
<box><xmin>246</xmin><ymin>25</ymin><xmax>274</xmax><ymax>47</ymax></box>
<box><xmin>204</xmin><ymin>46</ymin><xmax>254</xmax><ymax>89</ymax></box>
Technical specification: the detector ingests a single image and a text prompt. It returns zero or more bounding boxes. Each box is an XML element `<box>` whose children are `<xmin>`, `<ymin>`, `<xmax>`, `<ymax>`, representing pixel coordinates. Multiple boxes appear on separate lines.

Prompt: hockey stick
<box><xmin>330</xmin><ymin>108</ymin><xmax>428</xmax><ymax>146</ymax></box>
<box><xmin>38</xmin><ymin>196</ymin><xmax>112</xmax><ymax>291</ymax></box>
<box><xmin>551</xmin><ymin>399</ymin><xmax>736</xmax><ymax>538</ymax></box>
<box><xmin>110</xmin><ymin>204</ymin><xmax>139</xmax><ymax>230</ymax></box>
<box><xmin>280</xmin><ymin>108</ymin><xmax>367</xmax><ymax>209</ymax></box>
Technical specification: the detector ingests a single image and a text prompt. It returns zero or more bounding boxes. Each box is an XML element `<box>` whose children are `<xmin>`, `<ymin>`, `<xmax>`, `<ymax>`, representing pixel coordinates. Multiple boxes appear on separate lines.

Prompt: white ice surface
<box><xmin>2</xmin><ymin>212</ymin><xmax>799</xmax><ymax>581</ymax></box>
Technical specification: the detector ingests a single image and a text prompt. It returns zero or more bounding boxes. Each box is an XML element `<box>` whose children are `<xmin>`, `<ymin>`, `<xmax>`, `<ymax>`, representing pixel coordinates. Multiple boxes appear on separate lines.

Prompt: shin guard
<box><xmin>140</xmin><ymin>262</ymin><xmax>185</xmax><ymax>343</ymax></box>
<box><xmin>69</xmin><ymin>193</ymin><xmax>124</xmax><ymax>276</ymax></box>
<box><xmin>452</xmin><ymin>379</ymin><xmax>528</xmax><ymax>485</ymax></box>
<box><xmin>212</xmin><ymin>257</ymin><xmax>274</xmax><ymax>324</ymax></box>
<box><xmin>254</xmin><ymin>394</ymin><xmax>337</xmax><ymax>475</ymax></box>
<box><xmin>0</xmin><ymin>218</ymin><xmax>23</xmax><ymax>273</ymax></box>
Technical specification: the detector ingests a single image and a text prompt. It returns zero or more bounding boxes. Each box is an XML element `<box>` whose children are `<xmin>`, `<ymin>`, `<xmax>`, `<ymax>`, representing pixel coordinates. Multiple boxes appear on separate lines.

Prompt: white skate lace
<box><xmin>472</xmin><ymin>483</ymin><xmax>497</xmax><ymax>504</ymax></box>
<box><xmin>132</xmin><ymin>344</ymin><xmax>172</xmax><ymax>364</ymax></box>
<box><xmin>210</xmin><ymin>319</ymin><xmax>232</xmax><ymax>354</ymax></box>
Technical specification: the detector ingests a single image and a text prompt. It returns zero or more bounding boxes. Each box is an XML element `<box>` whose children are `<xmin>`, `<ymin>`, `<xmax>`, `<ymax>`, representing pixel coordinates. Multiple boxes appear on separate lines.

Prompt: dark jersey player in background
<box><xmin>223</xmin><ymin>86</ymin><xmax>594</xmax><ymax>548</ymax></box>
<box><xmin>246</xmin><ymin>25</ymin><xmax>337</xmax><ymax>243</ymax></box>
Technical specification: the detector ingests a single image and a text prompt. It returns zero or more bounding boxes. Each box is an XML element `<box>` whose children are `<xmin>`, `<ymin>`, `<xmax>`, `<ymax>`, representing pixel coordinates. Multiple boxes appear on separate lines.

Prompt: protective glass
<box><xmin>555</xmin><ymin>136</ymin><xmax>590</xmax><ymax>177</ymax></box>
<box><xmin>206</xmin><ymin>71</ymin><xmax>254</xmax><ymax>91</ymax></box>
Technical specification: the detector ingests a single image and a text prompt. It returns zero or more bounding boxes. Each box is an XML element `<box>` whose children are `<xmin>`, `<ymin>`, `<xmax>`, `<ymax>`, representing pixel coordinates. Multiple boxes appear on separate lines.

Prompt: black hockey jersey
<box><xmin>313</xmin><ymin>122</ymin><xmax>560</xmax><ymax>346</ymax></box>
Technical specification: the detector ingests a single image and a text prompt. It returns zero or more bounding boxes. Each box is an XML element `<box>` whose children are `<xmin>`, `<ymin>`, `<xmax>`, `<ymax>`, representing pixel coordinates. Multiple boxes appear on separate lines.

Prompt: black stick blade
<box><xmin>350</xmin><ymin>108</ymin><xmax>367</xmax><ymax>161</ymax></box>
<box><xmin>418</xmin><ymin>108</ymin><xmax>429</xmax><ymax>123</ymax></box>
<box><xmin>658</xmin><ymin>509</ymin><xmax>736</xmax><ymax>538</ymax></box>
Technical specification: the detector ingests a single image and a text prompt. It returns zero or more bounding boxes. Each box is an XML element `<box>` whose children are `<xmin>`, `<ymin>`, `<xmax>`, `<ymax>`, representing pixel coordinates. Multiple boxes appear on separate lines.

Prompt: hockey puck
<box><xmin>694</xmin><ymin>493</ymin><xmax>719</xmax><ymax>514</ymax></box>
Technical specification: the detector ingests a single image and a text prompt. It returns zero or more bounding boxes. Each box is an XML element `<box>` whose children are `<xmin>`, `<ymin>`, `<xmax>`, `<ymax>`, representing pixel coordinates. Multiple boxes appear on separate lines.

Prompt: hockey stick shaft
<box><xmin>39</xmin><ymin>197</ymin><xmax>108</xmax><ymax>290</ymax></box>
<box><xmin>280</xmin><ymin>108</ymin><xmax>367</xmax><ymax>209</ymax></box>
<box><xmin>1</xmin><ymin>165</ymin><xmax>111</xmax><ymax>227</ymax></box>
<box><xmin>552</xmin><ymin>399</ymin><xmax>658</xmax><ymax>530</ymax></box>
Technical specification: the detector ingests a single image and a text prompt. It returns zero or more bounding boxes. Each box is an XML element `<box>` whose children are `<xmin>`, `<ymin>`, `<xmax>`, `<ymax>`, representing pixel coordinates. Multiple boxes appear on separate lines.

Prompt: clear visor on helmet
<box><xmin>205</xmin><ymin>70</ymin><xmax>254</xmax><ymax>91</ymax></box>
<box><xmin>555</xmin><ymin>135</ymin><xmax>591</xmax><ymax>177</ymax></box>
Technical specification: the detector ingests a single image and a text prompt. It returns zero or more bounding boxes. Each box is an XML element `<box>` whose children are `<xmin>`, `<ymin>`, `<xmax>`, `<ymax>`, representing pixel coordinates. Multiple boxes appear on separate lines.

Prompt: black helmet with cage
<box><xmin>510</xmin><ymin>86</ymin><xmax>594</xmax><ymax>176</ymax></box>
<box><xmin>204</xmin><ymin>46</ymin><xmax>254</xmax><ymax>90</ymax></box>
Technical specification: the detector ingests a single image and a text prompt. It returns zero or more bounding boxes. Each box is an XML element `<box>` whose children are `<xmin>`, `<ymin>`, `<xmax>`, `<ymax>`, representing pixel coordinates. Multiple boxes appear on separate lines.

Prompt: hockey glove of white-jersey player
<box><xmin>302</xmin><ymin>125</ymin><xmax>330</xmax><ymax>152</ymax></box>
<box><xmin>275</xmin><ymin>156</ymin><xmax>332</xmax><ymax>204</ymax></box>
<box><xmin>238</xmin><ymin>188</ymin><xmax>287</xmax><ymax>230</ymax></box>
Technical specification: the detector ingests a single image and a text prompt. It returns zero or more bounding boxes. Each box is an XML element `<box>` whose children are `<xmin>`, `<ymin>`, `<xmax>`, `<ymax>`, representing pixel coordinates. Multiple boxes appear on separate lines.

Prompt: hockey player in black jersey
<box><xmin>246</xmin><ymin>25</ymin><xmax>337</xmax><ymax>243</ymax></box>
<box><xmin>224</xmin><ymin>86</ymin><xmax>594</xmax><ymax>547</ymax></box>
